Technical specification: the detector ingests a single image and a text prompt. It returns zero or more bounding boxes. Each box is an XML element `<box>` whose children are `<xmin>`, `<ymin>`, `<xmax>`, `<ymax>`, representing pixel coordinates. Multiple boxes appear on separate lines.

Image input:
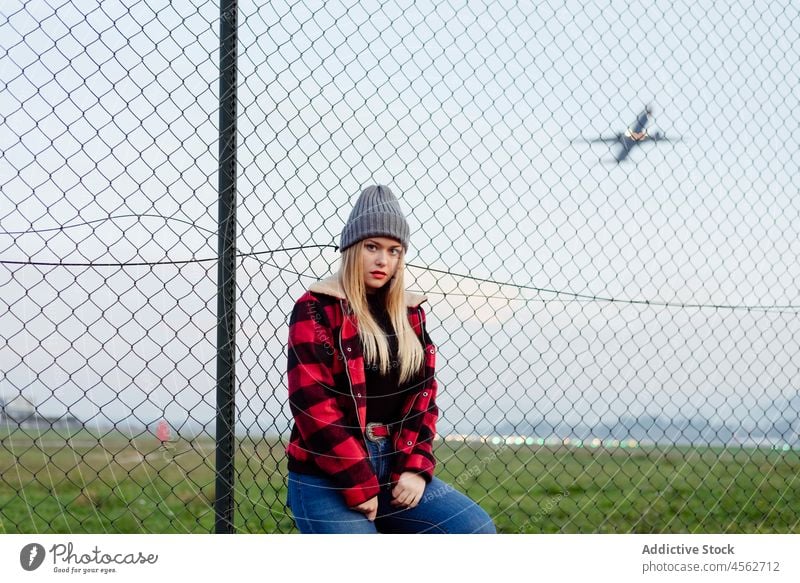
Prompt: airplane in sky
<box><xmin>574</xmin><ymin>105</ymin><xmax>681</xmax><ymax>163</ymax></box>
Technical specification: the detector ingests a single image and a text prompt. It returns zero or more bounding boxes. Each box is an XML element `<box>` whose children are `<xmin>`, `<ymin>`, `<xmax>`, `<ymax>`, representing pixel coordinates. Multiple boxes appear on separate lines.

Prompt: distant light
<box><xmin>782</xmin><ymin>444</ymin><xmax>790</xmax><ymax>452</ymax></box>
<box><xmin>591</xmin><ymin>438</ymin><xmax>601</xmax><ymax>448</ymax></box>
<box><xmin>491</xmin><ymin>436</ymin><xmax>502</xmax><ymax>445</ymax></box>
<box><xmin>525</xmin><ymin>437</ymin><xmax>534</xmax><ymax>445</ymax></box>
<box><xmin>573</xmin><ymin>439</ymin><xmax>583</xmax><ymax>447</ymax></box>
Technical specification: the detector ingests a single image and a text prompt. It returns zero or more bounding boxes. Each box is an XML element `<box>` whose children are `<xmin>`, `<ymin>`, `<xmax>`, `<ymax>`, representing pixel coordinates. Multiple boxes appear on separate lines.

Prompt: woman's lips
<box><xmin>370</xmin><ymin>271</ymin><xmax>386</xmax><ymax>279</ymax></box>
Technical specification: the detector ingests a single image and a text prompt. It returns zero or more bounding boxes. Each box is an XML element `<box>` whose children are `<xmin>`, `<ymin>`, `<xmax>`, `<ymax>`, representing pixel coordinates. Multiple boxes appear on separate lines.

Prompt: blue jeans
<box><xmin>286</xmin><ymin>438</ymin><xmax>496</xmax><ymax>533</ymax></box>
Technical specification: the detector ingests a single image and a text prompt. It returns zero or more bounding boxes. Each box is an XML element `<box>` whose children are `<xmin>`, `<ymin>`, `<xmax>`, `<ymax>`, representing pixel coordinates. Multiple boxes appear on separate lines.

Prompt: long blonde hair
<box><xmin>338</xmin><ymin>241</ymin><xmax>424</xmax><ymax>385</ymax></box>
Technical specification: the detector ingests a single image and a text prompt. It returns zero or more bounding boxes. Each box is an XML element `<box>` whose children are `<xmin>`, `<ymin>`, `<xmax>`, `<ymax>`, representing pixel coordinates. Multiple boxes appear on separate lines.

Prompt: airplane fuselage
<box><xmin>631</xmin><ymin>110</ymin><xmax>650</xmax><ymax>134</ymax></box>
<box><xmin>624</xmin><ymin>110</ymin><xmax>651</xmax><ymax>141</ymax></box>
<box><xmin>616</xmin><ymin>109</ymin><xmax>652</xmax><ymax>161</ymax></box>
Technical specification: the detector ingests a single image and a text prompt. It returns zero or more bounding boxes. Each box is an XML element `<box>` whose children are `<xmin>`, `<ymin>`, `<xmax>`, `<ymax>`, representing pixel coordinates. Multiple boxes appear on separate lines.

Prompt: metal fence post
<box><xmin>215</xmin><ymin>0</ymin><xmax>238</xmax><ymax>534</ymax></box>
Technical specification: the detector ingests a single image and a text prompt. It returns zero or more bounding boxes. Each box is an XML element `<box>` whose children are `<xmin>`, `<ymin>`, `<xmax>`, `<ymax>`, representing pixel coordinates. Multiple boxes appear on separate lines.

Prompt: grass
<box><xmin>1</xmin><ymin>429</ymin><xmax>798</xmax><ymax>533</ymax></box>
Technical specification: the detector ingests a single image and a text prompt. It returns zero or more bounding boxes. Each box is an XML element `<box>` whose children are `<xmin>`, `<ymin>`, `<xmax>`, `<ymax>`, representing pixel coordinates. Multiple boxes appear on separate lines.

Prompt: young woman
<box><xmin>285</xmin><ymin>184</ymin><xmax>496</xmax><ymax>534</ymax></box>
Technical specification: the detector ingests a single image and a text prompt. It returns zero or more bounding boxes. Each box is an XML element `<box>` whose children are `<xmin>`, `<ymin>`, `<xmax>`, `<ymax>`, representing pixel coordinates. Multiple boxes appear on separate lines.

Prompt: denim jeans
<box><xmin>286</xmin><ymin>437</ymin><xmax>496</xmax><ymax>534</ymax></box>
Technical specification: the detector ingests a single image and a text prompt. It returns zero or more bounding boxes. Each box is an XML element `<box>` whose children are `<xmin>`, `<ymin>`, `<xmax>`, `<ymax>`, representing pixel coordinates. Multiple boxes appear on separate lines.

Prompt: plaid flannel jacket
<box><xmin>285</xmin><ymin>275</ymin><xmax>438</xmax><ymax>507</ymax></box>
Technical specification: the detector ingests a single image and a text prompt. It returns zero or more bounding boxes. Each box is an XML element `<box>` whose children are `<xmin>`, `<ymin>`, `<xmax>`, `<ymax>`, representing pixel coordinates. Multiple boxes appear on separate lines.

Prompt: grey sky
<box><xmin>1</xmin><ymin>0</ymin><xmax>799</xmax><ymax>441</ymax></box>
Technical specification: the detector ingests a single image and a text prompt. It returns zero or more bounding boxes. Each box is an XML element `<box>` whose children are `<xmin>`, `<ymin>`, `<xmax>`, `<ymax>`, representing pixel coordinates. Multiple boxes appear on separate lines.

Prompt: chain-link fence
<box><xmin>2</xmin><ymin>0</ymin><xmax>799</xmax><ymax>534</ymax></box>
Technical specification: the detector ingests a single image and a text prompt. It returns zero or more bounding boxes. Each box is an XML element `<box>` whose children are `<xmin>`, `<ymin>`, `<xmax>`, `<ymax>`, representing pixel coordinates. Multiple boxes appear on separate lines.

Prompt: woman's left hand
<box><xmin>390</xmin><ymin>472</ymin><xmax>426</xmax><ymax>509</ymax></box>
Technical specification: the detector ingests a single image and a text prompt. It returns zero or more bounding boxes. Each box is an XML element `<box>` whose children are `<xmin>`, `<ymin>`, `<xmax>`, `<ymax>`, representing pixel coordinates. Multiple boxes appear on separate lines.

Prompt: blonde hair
<box><xmin>338</xmin><ymin>241</ymin><xmax>424</xmax><ymax>385</ymax></box>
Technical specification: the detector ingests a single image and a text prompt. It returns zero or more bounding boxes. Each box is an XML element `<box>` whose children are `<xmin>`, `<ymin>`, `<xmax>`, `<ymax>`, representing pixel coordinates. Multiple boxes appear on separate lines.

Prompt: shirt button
<box><xmin>406</xmin><ymin>441</ymin><xmax>412</xmax><ymax>446</ymax></box>
<box><xmin>429</xmin><ymin>348</ymin><xmax>434</xmax><ymax>354</ymax></box>
<box><xmin>422</xmin><ymin>391</ymin><xmax>428</xmax><ymax>397</ymax></box>
<box><xmin>347</xmin><ymin>347</ymin><xmax>352</xmax><ymax>352</ymax></box>
<box><xmin>356</xmin><ymin>393</ymin><xmax>361</xmax><ymax>397</ymax></box>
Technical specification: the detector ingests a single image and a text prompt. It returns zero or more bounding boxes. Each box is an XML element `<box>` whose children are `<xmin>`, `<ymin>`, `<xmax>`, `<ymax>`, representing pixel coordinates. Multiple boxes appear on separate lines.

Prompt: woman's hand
<box><xmin>390</xmin><ymin>472</ymin><xmax>426</xmax><ymax>509</ymax></box>
<box><xmin>350</xmin><ymin>495</ymin><xmax>379</xmax><ymax>521</ymax></box>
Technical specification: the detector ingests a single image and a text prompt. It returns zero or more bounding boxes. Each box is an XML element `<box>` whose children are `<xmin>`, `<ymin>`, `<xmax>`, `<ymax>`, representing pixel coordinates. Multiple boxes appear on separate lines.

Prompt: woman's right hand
<box><xmin>350</xmin><ymin>496</ymin><xmax>378</xmax><ymax>521</ymax></box>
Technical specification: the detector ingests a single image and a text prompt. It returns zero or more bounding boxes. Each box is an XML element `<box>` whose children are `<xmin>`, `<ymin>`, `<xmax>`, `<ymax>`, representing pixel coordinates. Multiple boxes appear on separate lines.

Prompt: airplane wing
<box><xmin>648</xmin><ymin>132</ymin><xmax>683</xmax><ymax>143</ymax></box>
<box><xmin>571</xmin><ymin>133</ymin><xmax>623</xmax><ymax>144</ymax></box>
<box><xmin>614</xmin><ymin>142</ymin><xmax>634</xmax><ymax>163</ymax></box>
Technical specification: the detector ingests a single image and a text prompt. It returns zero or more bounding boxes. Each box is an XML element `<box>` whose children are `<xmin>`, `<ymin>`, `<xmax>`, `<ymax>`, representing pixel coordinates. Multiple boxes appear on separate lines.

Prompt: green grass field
<box><xmin>1</xmin><ymin>430</ymin><xmax>798</xmax><ymax>533</ymax></box>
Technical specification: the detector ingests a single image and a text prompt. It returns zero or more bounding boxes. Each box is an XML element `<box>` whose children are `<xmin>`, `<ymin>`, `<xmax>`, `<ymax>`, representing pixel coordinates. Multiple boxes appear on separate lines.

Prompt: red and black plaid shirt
<box><xmin>285</xmin><ymin>277</ymin><xmax>438</xmax><ymax>507</ymax></box>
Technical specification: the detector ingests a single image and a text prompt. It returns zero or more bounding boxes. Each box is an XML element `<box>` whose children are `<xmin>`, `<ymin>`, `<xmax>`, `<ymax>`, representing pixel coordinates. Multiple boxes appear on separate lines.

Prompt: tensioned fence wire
<box><xmin>2</xmin><ymin>0</ymin><xmax>800</xmax><ymax>534</ymax></box>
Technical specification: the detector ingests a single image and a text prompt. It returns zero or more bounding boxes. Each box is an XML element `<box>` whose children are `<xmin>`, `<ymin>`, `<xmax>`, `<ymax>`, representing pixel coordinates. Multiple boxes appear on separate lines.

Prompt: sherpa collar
<box><xmin>308</xmin><ymin>275</ymin><xmax>428</xmax><ymax>308</ymax></box>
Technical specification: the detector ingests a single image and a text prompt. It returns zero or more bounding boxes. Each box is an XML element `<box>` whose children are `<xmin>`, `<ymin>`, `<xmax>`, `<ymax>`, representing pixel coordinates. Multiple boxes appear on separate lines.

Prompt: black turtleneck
<box><xmin>363</xmin><ymin>291</ymin><xmax>409</xmax><ymax>424</ymax></box>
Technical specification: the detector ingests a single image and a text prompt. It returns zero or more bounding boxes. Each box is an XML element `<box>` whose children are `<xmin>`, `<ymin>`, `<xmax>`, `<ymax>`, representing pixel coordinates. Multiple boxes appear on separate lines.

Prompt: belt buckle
<box><xmin>365</xmin><ymin>422</ymin><xmax>386</xmax><ymax>442</ymax></box>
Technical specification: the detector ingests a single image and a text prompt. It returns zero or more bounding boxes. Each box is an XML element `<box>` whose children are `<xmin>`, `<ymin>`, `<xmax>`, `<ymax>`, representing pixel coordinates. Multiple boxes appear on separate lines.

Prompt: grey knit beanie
<box><xmin>339</xmin><ymin>185</ymin><xmax>410</xmax><ymax>252</ymax></box>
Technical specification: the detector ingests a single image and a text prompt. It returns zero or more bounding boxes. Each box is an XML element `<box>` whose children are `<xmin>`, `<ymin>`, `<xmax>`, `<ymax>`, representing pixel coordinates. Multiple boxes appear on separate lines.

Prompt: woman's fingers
<box><xmin>390</xmin><ymin>488</ymin><xmax>417</xmax><ymax>508</ymax></box>
<box><xmin>390</xmin><ymin>490</ymin><xmax>409</xmax><ymax>506</ymax></box>
<box><xmin>391</xmin><ymin>472</ymin><xmax>427</xmax><ymax>508</ymax></box>
<box><xmin>350</xmin><ymin>496</ymin><xmax>379</xmax><ymax>520</ymax></box>
<box><xmin>391</xmin><ymin>493</ymin><xmax>420</xmax><ymax>508</ymax></box>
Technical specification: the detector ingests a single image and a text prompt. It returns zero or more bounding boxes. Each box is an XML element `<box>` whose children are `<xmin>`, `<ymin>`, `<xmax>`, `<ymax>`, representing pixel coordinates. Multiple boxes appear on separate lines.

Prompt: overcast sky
<box><xmin>2</xmin><ymin>0</ymin><xmax>799</xmax><ymax>440</ymax></box>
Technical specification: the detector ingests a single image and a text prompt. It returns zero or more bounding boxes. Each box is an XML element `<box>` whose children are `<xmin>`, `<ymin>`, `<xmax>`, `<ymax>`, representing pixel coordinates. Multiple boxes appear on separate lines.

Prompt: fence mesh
<box><xmin>2</xmin><ymin>0</ymin><xmax>800</xmax><ymax>534</ymax></box>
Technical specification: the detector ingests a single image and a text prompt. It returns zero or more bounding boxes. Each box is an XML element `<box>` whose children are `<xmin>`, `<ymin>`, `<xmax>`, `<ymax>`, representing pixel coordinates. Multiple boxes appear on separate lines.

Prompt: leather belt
<box><xmin>365</xmin><ymin>421</ymin><xmax>392</xmax><ymax>442</ymax></box>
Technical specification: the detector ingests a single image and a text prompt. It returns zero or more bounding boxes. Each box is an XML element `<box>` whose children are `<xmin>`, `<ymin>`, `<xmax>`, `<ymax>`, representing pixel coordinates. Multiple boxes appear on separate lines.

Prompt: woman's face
<box><xmin>361</xmin><ymin>237</ymin><xmax>403</xmax><ymax>294</ymax></box>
